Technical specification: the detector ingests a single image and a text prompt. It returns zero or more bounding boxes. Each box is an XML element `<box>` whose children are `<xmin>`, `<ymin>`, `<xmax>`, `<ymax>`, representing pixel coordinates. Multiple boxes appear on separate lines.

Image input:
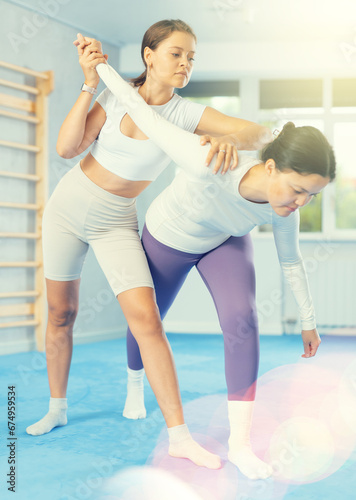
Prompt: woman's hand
<box><xmin>200</xmin><ymin>134</ymin><xmax>239</xmax><ymax>175</ymax></box>
<box><xmin>301</xmin><ymin>328</ymin><xmax>321</xmax><ymax>358</ymax></box>
<box><xmin>73</xmin><ymin>33</ymin><xmax>108</xmax><ymax>87</ymax></box>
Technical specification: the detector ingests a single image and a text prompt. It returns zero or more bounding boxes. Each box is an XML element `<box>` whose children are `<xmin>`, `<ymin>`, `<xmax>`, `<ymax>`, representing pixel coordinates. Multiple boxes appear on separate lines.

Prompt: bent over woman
<box><xmin>94</xmin><ymin>61</ymin><xmax>335</xmax><ymax>479</ymax></box>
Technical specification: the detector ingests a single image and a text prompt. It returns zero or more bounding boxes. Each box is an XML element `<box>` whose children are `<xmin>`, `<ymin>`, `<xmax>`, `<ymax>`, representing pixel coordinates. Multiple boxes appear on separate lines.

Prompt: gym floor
<box><xmin>0</xmin><ymin>333</ymin><xmax>355</xmax><ymax>500</ymax></box>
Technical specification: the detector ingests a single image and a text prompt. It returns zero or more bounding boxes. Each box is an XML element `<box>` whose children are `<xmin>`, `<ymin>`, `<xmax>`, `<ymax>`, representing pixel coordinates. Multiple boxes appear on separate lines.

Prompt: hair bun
<box><xmin>282</xmin><ymin>122</ymin><xmax>295</xmax><ymax>134</ymax></box>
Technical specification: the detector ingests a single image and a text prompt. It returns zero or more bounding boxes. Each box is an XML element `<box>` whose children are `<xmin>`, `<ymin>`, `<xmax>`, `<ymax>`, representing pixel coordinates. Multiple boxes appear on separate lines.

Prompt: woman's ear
<box><xmin>143</xmin><ymin>46</ymin><xmax>152</xmax><ymax>68</ymax></box>
<box><xmin>265</xmin><ymin>159</ymin><xmax>277</xmax><ymax>176</ymax></box>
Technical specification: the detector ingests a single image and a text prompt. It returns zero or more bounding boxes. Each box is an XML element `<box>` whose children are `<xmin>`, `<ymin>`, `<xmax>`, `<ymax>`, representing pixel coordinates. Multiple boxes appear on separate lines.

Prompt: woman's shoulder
<box><xmin>232</xmin><ymin>154</ymin><xmax>261</xmax><ymax>180</ymax></box>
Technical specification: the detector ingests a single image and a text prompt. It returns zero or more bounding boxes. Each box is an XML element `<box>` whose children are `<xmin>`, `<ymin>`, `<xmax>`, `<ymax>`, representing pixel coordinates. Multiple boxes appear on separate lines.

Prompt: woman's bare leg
<box><xmin>118</xmin><ymin>286</ymin><xmax>221</xmax><ymax>468</ymax></box>
<box><xmin>118</xmin><ymin>286</ymin><xmax>183</xmax><ymax>428</ymax></box>
<box><xmin>45</xmin><ymin>279</ymin><xmax>80</xmax><ymax>397</ymax></box>
<box><xmin>26</xmin><ymin>279</ymin><xmax>80</xmax><ymax>435</ymax></box>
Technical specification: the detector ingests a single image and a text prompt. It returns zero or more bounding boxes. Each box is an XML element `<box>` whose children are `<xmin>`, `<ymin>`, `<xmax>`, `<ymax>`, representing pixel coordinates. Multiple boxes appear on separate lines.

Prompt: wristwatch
<box><xmin>81</xmin><ymin>83</ymin><xmax>97</xmax><ymax>95</ymax></box>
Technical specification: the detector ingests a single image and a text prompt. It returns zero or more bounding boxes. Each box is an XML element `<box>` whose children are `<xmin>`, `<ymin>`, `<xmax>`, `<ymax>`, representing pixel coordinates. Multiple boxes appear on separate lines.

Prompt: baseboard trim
<box><xmin>0</xmin><ymin>328</ymin><xmax>126</xmax><ymax>356</ymax></box>
<box><xmin>163</xmin><ymin>320</ymin><xmax>283</xmax><ymax>335</ymax></box>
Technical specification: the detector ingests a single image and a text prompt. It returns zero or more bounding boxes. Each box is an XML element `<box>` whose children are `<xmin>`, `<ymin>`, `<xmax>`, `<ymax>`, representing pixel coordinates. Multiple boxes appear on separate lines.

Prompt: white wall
<box><xmin>0</xmin><ymin>2</ymin><xmax>127</xmax><ymax>354</ymax></box>
<box><xmin>1</xmin><ymin>5</ymin><xmax>355</xmax><ymax>354</ymax></box>
<box><xmin>120</xmin><ymin>40</ymin><xmax>356</xmax><ymax>79</ymax></box>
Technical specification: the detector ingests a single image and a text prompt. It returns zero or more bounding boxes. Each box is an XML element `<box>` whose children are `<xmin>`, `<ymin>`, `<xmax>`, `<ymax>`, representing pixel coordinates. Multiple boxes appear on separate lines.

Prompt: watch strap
<box><xmin>81</xmin><ymin>83</ymin><xmax>97</xmax><ymax>95</ymax></box>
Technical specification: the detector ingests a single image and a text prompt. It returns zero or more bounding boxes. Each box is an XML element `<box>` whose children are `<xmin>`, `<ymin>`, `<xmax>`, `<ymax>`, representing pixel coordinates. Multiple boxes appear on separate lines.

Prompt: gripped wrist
<box><xmin>229</xmin><ymin>133</ymin><xmax>241</xmax><ymax>149</ymax></box>
<box><xmin>84</xmin><ymin>80</ymin><xmax>98</xmax><ymax>88</ymax></box>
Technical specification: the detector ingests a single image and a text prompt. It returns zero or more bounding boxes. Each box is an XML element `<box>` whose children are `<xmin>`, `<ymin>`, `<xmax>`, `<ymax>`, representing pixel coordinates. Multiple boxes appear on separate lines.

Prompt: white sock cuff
<box><xmin>168</xmin><ymin>424</ymin><xmax>191</xmax><ymax>444</ymax></box>
<box><xmin>228</xmin><ymin>400</ymin><xmax>254</xmax><ymax>420</ymax></box>
<box><xmin>49</xmin><ymin>397</ymin><xmax>68</xmax><ymax>411</ymax></box>
<box><xmin>127</xmin><ymin>367</ymin><xmax>145</xmax><ymax>381</ymax></box>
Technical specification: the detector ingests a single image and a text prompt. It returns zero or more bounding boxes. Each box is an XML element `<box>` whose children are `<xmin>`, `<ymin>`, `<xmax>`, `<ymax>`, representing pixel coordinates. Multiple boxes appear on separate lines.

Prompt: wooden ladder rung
<box><xmin>0</xmin><ymin>60</ymin><xmax>50</xmax><ymax>80</ymax></box>
<box><xmin>0</xmin><ymin>319</ymin><xmax>39</xmax><ymax>329</ymax></box>
<box><xmin>0</xmin><ymin>232</ymin><xmax>40</xmax><ymax>239</ymax></box>
<box><xmin>0</xmin><ymin>202</ymin><xmax>40</xmax><ymax>210</ymax></box>
<box><xmin>0</xmin><ymin>262</ymin><xmax>40</xmax><ymax>268</ymax></box>
<box><xmin>0</xmin><ymin>109</ymin><xmax>40</xmax><ymax>124</ymax></box>
<box><xmin>0</xmin><ymin>303</ymin><xmax>35</xmax><ymax>317</ymax></box>
<box><xmin>0</xmin><ymin>93</ymin><xmax>35</xmax><ymax>113</ymax></box>
<box><xmin>0</xmin><ymin>171</ymin><xmax>40</xmax><ymax>181</ymax></box>
<box><xmin>0</xmin><ymin>78</ymin><xmax>39</xmax><ymax>95</ymax></box>
<box><xmin>0</xmin><ymin>140</ymin><xmax>41</xmax><ymax>153</ymax></box>
<box><xmin>0</xmin><ymin>291</ymin><xmax>39</xmax><ymax>298</ymax></box>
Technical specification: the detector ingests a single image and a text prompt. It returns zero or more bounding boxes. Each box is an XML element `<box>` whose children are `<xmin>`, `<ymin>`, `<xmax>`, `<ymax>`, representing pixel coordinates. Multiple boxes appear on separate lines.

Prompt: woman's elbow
<box><xmin>56</xmin><ymin>143</ymin><xmax>77</xmax><ymax>159</ymax></box>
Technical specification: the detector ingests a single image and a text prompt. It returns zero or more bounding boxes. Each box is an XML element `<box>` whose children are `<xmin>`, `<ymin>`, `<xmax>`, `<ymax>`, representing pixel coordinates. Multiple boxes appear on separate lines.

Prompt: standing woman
<box><xmin>26</xmin><ymin>20</ymin><xmax>271</xmax><ymax>470</ymax></box>
<box><xmin>92</xmin><ymin>62</ymin><xmax>335</xmax><ymax>479</ymax></box>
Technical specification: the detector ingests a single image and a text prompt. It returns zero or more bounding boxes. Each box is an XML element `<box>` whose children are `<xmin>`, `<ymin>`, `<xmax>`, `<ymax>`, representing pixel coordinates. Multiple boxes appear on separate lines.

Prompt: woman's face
<box><xmin>145</xmin><ymin>31</ymin><xmax>196</xmax><ymax>88</ymax></box>
<box><xmin>266</xmin><ymin>162</ymin><xmax>330</xmax><ymax>217</ymax></box>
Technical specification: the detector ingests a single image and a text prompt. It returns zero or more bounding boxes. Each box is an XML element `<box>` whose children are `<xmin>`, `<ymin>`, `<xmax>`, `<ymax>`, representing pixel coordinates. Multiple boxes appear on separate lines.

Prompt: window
<box><xmin>185</xmin><ymin>96</ymin><xmax>240</xmax><ymax>116</ymax></box>
<box><xmin>259</xmin><ymin>79</ymin><xmax>325</xmax><ymax>233</ymax></box>
<box><xmin>333</xmin><ymin>123</ymin><xmax>356</xmax><ymax>230</ymax></box>
<box><xmin>260</xmin><ymin>79</ymin><xmax>323</xmax><ymax>109</ymax></box>
<box><xmin>178</xmin><ymin>80</ymin><xmax>240</xmax><ymax>115</ymax></box>
<box><xmin>180</xmin><ymin>77</ymin><xmax>356</xmax><ymax>237</ymax></box>
<box><xmin>332</xmin><ymin>79</ymin><xmax>356</xmax><ymax>233</ymax></box>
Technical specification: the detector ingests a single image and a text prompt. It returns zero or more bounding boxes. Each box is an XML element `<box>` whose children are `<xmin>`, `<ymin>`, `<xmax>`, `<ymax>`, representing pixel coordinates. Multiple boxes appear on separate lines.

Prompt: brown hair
<box><xmin>131</xmin><ymin>19</ymin><xmax>197</xmax><ymax>87</ymax></box>
<box><xmin>261</xmin><ymin>122</ymin><xmax>336</xmax><ymax>181</ymax></box>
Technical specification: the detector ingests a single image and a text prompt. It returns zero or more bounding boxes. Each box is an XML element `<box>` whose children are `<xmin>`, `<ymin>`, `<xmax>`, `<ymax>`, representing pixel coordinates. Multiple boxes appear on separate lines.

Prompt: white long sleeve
<box><xmin>280</xmin><ymin>260</ymin><xmax>316</xmax><ymax>330</ymax></box>
<box><xmin>96</xmin><ymin>63</ymin><xmax>212</xmax><ymax>180</ymax></box>
<box><xmin>273</xmin><ymin>211</ymin><xmax>316</xmax><ymax>330</ymax></box>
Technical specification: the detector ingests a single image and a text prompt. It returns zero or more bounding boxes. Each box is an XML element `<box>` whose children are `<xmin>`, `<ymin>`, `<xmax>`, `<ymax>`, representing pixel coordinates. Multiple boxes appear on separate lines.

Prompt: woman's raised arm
<box><xmin>56</xmin><ymin>35</ymin><xmax>108</xmax><ymax>159</ymax></box>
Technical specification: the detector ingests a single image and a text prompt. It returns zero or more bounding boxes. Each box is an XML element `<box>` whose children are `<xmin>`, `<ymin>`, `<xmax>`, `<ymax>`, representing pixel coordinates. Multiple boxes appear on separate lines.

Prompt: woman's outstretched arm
<box><xmin>96</xmin><ymin>62</ymin><xmax>215</xmax><ymax>180</ymax></box>
<box><xmin>272</xmin><ymin>211</ymin><xmax>321</xmax><ymax>358</ymax></box>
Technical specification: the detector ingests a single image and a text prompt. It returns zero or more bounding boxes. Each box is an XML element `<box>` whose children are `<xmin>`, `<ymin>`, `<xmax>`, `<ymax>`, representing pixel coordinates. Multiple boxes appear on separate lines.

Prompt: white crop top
<box><xmin>90</xmin><ymin>86</ymin><xmax>206</xmax><ymax>181</ymax></box>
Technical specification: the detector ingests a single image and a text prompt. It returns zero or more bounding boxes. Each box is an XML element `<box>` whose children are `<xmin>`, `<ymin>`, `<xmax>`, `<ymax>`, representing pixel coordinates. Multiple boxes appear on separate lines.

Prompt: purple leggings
<box><xmin>126</xmin><ymin>225</ymin><xmax>260</xmax><ymax>401</ymax></box>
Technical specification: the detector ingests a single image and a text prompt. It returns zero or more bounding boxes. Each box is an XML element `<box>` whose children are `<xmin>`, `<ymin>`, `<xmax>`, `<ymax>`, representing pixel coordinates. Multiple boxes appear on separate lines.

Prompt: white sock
<box><xmin>228</xmin><ymin>400</ymin><xmax>273</xmax><ymax>479</ymax></box>
<box><xmin>123</xmin><ymin>367</ymin><xmax>147</xmax><ymax>420</ymax></box>
<box><xmin>26</xmin><ymin>397</ymin><xmax>67</xmax><ymax>436</ymax></box>
<box><xmin>168</xmin><ymin>424</ymin><xmax>221</xmax><ymax>470</ymax></box>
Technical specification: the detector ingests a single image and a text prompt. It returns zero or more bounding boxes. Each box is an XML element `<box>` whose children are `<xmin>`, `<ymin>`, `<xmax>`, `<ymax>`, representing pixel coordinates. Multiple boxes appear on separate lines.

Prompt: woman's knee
<box><xmin>47</xmin><ymin>302</ymin><xmax>78</xmax><ymax>328</ymax></box>
<box><xmin>129</xmin><ymin>304</ymin><xmax>163</xmax><ymax>340</ymax></box>
<box><xmin>46</xmin><ymin>279</ymin><xmax>80</xmax><ymax>328</ymax></box>
<box><xmin>220</xmin><ymin>306</ymin><xmax>258</xmax><ymax>346</ymax></box>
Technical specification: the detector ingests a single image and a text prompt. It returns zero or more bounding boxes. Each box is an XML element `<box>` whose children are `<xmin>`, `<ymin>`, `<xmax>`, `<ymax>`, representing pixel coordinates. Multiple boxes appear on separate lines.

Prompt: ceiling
<box><xmin>5</xmin><ymin>0</ymin><xmax>356</xmax><ymax>46</ymax></box>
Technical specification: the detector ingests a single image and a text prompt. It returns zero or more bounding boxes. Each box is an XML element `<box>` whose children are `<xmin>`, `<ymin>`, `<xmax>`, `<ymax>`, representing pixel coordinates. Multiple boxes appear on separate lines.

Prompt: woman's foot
<box><xmin>26</xmin><ymin>397</ymin><xmax>67</xmax><ymax>436</ymax></box>
<box><xmin>228</xmin><ymin>400</ymin><xmax>272</xmax><ymax>479</ymax></box>
<box><xmin>168</xmin><ymin>424</ymin><xmax>221</xmax><ymax>469</ymax></box>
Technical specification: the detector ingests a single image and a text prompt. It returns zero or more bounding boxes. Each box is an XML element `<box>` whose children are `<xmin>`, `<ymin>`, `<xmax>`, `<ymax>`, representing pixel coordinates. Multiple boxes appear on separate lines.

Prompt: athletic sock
<box><xmin>228</xmin><ymin>400</ymin><xmax>273</xmax><ymax>479</ymax></box>
<box><xmin>123</xmin><ymin>367</ymin><xmax>146</xmax><ymax>419</ymax></box>
<box><xmin>26</xmin><ymin>397</ymin><xmax>68</xmax><ymax>436</ymax></box>
<box><xmin>168</xmin><ymin>423</ymin><xmax>221</xmax><ymax>469</ymax></box>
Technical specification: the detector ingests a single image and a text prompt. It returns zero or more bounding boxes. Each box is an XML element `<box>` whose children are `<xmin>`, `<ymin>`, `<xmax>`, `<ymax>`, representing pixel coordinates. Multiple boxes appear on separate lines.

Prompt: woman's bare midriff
<box><xmin>80</xmin><ymin>153</ymin><xmax>152</xmax><ymax>198</ymax></box>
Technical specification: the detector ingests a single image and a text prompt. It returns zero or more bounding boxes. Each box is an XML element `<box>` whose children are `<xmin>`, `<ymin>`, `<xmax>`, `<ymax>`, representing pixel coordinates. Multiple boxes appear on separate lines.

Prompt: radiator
<box><xmin>282</xmin><ymin>249</ymin><xmax>356</xmax><ymax>332</ymax></box>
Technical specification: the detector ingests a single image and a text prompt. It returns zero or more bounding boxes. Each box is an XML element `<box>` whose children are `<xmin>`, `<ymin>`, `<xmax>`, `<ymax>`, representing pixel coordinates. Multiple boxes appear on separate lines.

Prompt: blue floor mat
<box><xmin>0</xmin><ymin>334</ymin><xmax>355</xmax><ymax>499</ymax></box>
